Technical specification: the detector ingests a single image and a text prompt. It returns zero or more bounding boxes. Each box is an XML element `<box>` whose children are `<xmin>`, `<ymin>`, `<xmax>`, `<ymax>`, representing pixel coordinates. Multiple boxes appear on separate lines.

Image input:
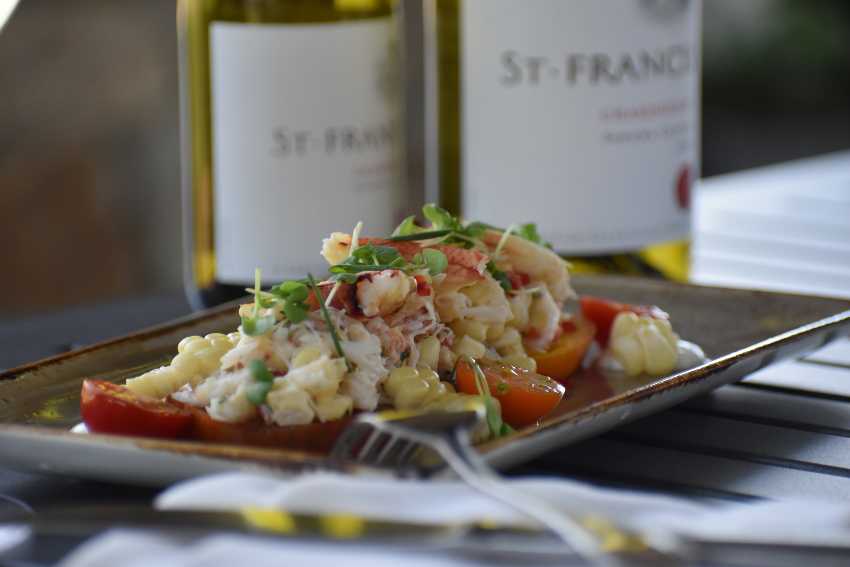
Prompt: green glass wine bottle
<box><xmin>179</xmin><ymin>0</ymin><xmax>405</xmax><ymax>308</ymax></box>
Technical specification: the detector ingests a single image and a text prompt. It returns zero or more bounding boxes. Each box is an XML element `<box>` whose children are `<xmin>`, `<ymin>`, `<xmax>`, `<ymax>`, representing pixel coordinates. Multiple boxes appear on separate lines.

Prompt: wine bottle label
<box><xmin>461</xmin><ymin>0</ymin><xmax>700</xmax><ymax>253</ymax></box>
<box><xmin>211</xmin><ymin>19</ymin><xmax>402</xmax><ymax>283</ymax></box>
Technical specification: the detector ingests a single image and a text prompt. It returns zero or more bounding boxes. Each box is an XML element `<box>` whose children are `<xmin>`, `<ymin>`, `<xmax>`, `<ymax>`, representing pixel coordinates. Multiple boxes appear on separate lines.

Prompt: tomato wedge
<box><xmin>455</xmin><ymin>360</ymin><xmax>565</xmax><ymax>428</ymax></box>
<box><xmin>189</xmin><ymin>406</ymin><xmax>352</xmax><ymax>453</ymax></box>
<box><xmin>529</xmin><ymin>316</ymin><xmax>596</xmax><ymax>382</ymax></box>
<box><xmin>579</xmin><ymin>295</ymin><xmax>668</xmax><ymax>347</ymax></box>
<box><xmin>80</xmin><ymin>379</ymin><xmax>192</xmax><ymax>439</ymax></box>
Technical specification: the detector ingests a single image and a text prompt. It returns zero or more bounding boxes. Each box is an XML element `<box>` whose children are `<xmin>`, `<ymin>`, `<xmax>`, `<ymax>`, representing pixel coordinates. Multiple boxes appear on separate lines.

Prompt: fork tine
<box><xmin>392</xmin><ymin>440</ymin><xmax>420</xmax><ymax>467</ymax></box>
<box><xmin>328</xmin><ymin>421</ymin><xmax>374</xmax><ymax>461</ymax></box>
<box><xmin>374</xmin><ymin>434</ymin><xmax>408</xmax><ymax>465</ymax></box>
<box><xmin>358</xmin><ymin>429</ymin><xmax>392</xmax><ymax>464</ymax></box>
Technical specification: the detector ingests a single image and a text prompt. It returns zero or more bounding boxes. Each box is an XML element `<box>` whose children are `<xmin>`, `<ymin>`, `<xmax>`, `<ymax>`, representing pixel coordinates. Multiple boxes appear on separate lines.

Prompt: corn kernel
<box><xmin>461</xmin><ymin>282</ymin><xmax>491</xmax><ymax>304</ymax></box>
<box><xmin>509</xmin><ymin>293</ymin><xmax>532</xmax><ymax>329</ymax></box>
<box><xmin>177</xmin><ymin>335</ymin><xmax>204</xmax><ymax>354</ymax></box>
<box><xmin>502</xmin><ymin>354</ymin><xmax>537</xmax><ymax>372</ymax></box>
<box><xmin>493</xmin><ymin>328</ymin><xmax>522</xmax><ymax>352</ymax></box>
<box><xmin>486</xmin><ymin>323</ymin><xmax>506</xmax><ymax>342</ymax></box>
<box><xmin>171</xmin><ymin>353</ymin><xmax>201</xmax><ymax>376</ymax></box>
<box><xmin>417</xmin><ymin>336</ymin><xmax>440</xmax><ymax>370</ymax></box>
<box><xmin>314</xmin><ymin>394</ymin><xmax>353</xmax><ymax>422</ymax></box>
<box><xmin>453</xmin><ymin>335</ymin><xmax>486</xmax><ymax>359</ymax></box>
<box><xmin>451</xmin><ymin>320</ymin><xmax>488</xmax><ymax>342</ymax></box>
<box><xmin>610</xmin><ymin>335</ymin><xmax>644</xmax><ymax>376</ymax></box>
<box><xmin>638</xmin><ymin>324</ymin><xmax>677</xmax><ymax>376</ymax></box>
<box><xmin>384</xmin><ymin>366</ymin><xmax>420</xmax><ymax>398</ymax></box>
<box><xmin>394</xmin><ymin>378</ymin><xmax>433</xmax><ymax>410</ymax></box>
<box><xmin>292</xmin><ymin>346</ymin><xmax>322</xmax><ymax>368</ymax></box>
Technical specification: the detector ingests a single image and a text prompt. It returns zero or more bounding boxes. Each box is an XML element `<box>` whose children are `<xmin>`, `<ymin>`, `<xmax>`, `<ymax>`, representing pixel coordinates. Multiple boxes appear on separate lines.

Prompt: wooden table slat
<box><xmin>540</xmin><ymin>438</ymin><xmax>850</xmax><ymax>500</ymax></box>
<box><xmin>684</xmin><ymin>386</ymin><xmax>850</xmax><ymax>434</ymax></box>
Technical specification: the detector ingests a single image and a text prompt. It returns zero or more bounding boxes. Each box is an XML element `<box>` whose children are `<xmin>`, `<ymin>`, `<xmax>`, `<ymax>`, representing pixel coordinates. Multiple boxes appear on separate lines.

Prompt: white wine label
<box><xmin>462</xmin><ymin>0</ymin><xmax>700</xmax><ymax>253</ymax></box>
<box><xmin>211</xmin><ymin>19</ymin><xmax>402</xmax><ymax>283</ymax></box>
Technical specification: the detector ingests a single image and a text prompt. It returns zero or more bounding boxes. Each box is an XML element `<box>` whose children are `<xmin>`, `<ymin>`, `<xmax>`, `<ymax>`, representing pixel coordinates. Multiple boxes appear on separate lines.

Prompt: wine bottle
<box><xmin>429</xmin><ymin>0</ymin><xmax>700</xmax><ymax>281</ymax></box>
<box><xmin>178</xmin><ymin>0</ymin><xmax>406</xmax><ymax>309</ymax></box>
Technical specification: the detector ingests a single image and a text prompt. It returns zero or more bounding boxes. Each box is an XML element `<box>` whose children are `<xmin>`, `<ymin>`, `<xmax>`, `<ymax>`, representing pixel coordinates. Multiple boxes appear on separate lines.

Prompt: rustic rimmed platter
<box><xmin>1</xmin><ymin>276</ymin><xmax>848</xmax><ymax>486</ymax></box>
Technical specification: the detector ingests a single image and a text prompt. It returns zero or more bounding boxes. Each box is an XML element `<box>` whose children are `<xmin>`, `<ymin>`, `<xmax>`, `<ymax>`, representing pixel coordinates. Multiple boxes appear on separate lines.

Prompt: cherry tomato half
<box><xmin>529</xmin><ymin>316</ymin><xmax>596</xmax><ymax>382</ymax></box>
<box><xmin>579</xmin><ymin>295</ymin><xmax>668</xmax><ymax>347</ymax></box>
<box><xmin>455</xmin><ymin>360</ymin><xmax>565</xmax><ymax>428</ymax></box>
<box><xmin>189</xmin><ymin>407</ymin><xmax>352</xmax><ymax>453</ymax></box>
<box><xmin>80</xmin><ymin>379</ymin><xmax>192</xmax><ymax>439</ymax></box>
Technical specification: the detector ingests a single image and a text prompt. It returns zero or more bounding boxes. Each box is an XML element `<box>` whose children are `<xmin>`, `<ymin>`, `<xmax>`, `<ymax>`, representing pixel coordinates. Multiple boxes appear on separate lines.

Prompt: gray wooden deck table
<box><xmin>1</xmin><ymin>150</ymin><xmax>849</xmax><ymax>564</ymax></box>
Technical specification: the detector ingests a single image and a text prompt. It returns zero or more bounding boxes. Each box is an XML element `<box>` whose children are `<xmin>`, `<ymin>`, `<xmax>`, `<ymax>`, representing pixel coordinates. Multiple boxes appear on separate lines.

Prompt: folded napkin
<box><xmin>59</xmin><ymin>471</ymin><xmax>850</xmax><ymax>567</ymax></box>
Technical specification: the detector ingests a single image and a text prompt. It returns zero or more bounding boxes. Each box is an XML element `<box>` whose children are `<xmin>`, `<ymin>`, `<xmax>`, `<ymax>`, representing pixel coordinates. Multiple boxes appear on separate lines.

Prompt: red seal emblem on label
<box><xmin>675</xmin><ymin>164</ymin><xmax>691</xmax><ymax>210</ymax></box>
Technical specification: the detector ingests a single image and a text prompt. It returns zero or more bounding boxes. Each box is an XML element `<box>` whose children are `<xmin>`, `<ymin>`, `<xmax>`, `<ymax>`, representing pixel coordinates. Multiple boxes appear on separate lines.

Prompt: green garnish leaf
<box><xmin>241</xmin><ymin>314</ymin><xmax>276</xmax><ymax>337</ymax></box>
<box><xmin>283</xmin><ymin>300</ymin><xmax>308</xmax><ymax>324</ymax></box>
<box><xmin>414</xmin><ymin>248</ymin><xmax>448</xmax><ymax>276</ymax></box>
<box><xmin>460</xmin><ymin>356</ymin><xmax>511</xmax><ymax>440</ymax></box>
<box><xmin>242</xmin><ymin>268</ymin><xmax>277</xmax><ymax>337</ymax></box>
<box><xmin>496</xmin><ymin>381</ymin><xmax>510</xmax><ymax>394</ymax></box>
<box><xmin>245</xmin><ymin>359</ymin><xmax>275</xmax><ymax>405</ymax></box>
<box><xmin>487</xmin><ymin>261</ymin><xmax>512</xmax><ymax>292</ymax></box>
<box><xmin>249</xmin><ymin>359</ymin><xmax>274</xmax><ymax>383</ymax></box>
<box><xmin>264</xmin><ymin>279</ymin><xmax>311</xmax><ymax>323</ymax></box>
<box><xmin>330</xmin><ymin>242</ymin><xmax>445</xmax><ymax>281</ymax></box>
<box><xmin>372</xmin><ymin>245</ymin><xmax>403</xmax><ymax>265</ymax></box>
<box><xmin>484</xmin><ymin>397</ymin><xmax>503</xmax><ymax>438</ymax></box>
<box><xmin>330</xmin><ymin>263</ymin><xmax>397</xmax><ymax>275</ymax></box>
<box><xmin>332</xmin><ymin>272</ymin><xmax>360</xmax><ymax>284</ymax></box>
<box><xmin>464</xmin><ymin>222</ymin><xmax>489</xmax><ymax>238</ymax></box>
<box><xmin>246</xmin><ymin>381</ymin><xmax>272</xmax><ymax>405</ymax></box>
<box><xmin>391</xmin><ymin>215</ymin><xmax>423</xmax><ymax>237</ymax></box>
<box><xmin>387</xmin><ymin>229</ymin><xmax>452</xmax><ymax>242</ymax></box>
<box><xmin>278</xmin><ymin>280</ymin><xmax>308</xmax><ymax>300</ymax></box>
<box><xmin>307</xmin><ymin>274</ymin><xmax>352</xmax><ymax>372</ymax></box>
<box><xmin>423</xmin><ymin>204</ymin><xmax>462</xmax><ymax>231</ymax></box>
<box><xmin>516</xmin><ymin>223</ymin><xmax>553</xmax><ymax>249</ymax></box>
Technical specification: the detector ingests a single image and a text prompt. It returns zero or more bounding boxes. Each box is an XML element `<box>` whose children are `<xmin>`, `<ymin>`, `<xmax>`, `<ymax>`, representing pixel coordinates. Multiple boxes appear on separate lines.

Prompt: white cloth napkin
<box><xmin>58</xmin><ymin>471</ymin><xmax>850</xmax><ymax>567</ymax></box>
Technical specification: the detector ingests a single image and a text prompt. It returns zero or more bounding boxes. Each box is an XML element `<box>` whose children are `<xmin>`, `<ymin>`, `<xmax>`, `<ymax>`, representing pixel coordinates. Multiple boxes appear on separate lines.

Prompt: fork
<box><xmin>328</xmin><ymin>407</ymin><xmax>686</xmax><ymax>566</ymax></box>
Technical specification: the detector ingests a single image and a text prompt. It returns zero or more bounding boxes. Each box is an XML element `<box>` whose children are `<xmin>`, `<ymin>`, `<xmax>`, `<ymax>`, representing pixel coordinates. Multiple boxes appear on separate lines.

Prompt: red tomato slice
<box><xmin>529</xmin><ymin>316</ymin><xmax>596</xmax><ymax>382</ymax></box>
<box><xmin>579</xmin><ymin>295</ymin><xmax>668</xmax><ymax>347</ymax></box>
<box><xmin>188</xmin><ymin>406</ymin><xmax>352</xmax><ymax>453</ymax></box>
<box><xmin>80</xmin><ymin>379</ymin><xmax>192</xmax><ymax>439</ymax></box>
<box><xmin>455</xmin><ymin>360</ymin><xmax>565</xmax><ymax>428</ymax></box>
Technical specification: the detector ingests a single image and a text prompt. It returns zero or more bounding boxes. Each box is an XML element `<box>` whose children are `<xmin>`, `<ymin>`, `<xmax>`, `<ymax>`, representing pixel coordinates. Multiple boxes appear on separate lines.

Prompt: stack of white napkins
<box><xmin>59</xmin><ymin>471</ymin><xmax>850</xmax><ymax>567</ymax></box>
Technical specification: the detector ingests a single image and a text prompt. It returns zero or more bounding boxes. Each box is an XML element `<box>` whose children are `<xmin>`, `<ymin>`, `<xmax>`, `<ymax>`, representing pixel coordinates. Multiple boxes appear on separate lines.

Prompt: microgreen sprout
<box><xmin>307</xmin><ymin>274</ymin><xmax>352</xmax><ymax>372</ymax></box>
<box><xmin>241</xmin><ymin>269</ymin><xmax>276</xmax><ymax>336</ymax></box>
<box><xmin>326</xmin><ymin>222</ymin><xmax>363</xmax><ymax>306</ymax></box>
<box><xmin>422</xmin><ymin>203</ymin><xmax>463</xmax><ymax>232</ymax></box>
<box><xmin>458</xmin><ymin>356</ymin><xmax>513</xmax><ymax>439</ymax></box>
<box><xmin>493</xmin><ymin>224</ymin><xmax>518</xmax><ymax>258</ymax></box>
<box><xmin>388</xmin><ymin>205</ymin><xmax>488</xmax><ymax>248</ymax></box>
<box><xmin>246</xmin><ymin>359</ymin><xmax>274</xmax><ymax>405</ymax></box>
<box><xmin>487</xmin><ymin>261</ymin><xmax>512</xmax><ymax>292</ymax></box>
<box><xmin>387</xmin><ymin>229</ymin><xmax>452</xmax><ymax>242</ymax></box>
<box><xmin>329</xmin><ymin>243</ymin><xmax>446</xmax><ymax>283</ymax></box>
<box><xmin>391</xmin><ymin>215</ymin><xmax>425</xmax><ymax>238</ymax></box>
<box><xmin>413</xmin><ymin>248</ymin><xmax>448</xmax><ymax>276</ymax></box>
<box><xmin>269</xmin><ymin>279</ymin><xmax>309</xmax><ymax>324</ymax></box>
<box><xmin>516</xmin><ymin>222</ymin><xmax>552</xmax><ymax>249</ymax></box>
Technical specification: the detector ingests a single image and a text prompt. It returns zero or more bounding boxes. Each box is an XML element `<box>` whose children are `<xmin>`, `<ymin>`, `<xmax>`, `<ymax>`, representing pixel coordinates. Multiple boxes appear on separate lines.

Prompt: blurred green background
<box><xmin>1</xmin><ymin>0</ymin><xmax>848</xmax><ymax>318</ymax></box>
